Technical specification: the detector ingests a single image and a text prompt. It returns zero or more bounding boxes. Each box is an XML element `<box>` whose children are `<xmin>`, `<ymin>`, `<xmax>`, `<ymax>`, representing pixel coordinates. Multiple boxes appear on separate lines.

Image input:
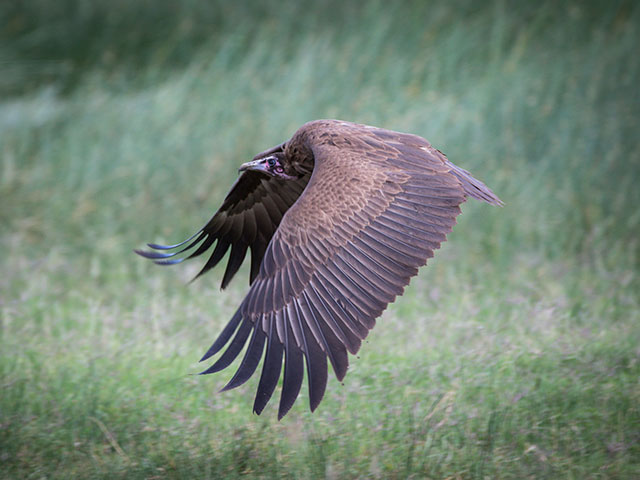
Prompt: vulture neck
<box><xmin>284</xmin><ymin>137</ymin><xmax>315</xmax><ymax>177</ymax></box>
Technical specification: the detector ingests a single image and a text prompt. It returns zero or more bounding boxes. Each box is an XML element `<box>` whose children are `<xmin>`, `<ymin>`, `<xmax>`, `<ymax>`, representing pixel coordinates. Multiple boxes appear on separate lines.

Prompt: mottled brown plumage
<box><xmin>136</xmin><ymin>120</ymin><xmax>502</xmax><ymax>419</ymax></box>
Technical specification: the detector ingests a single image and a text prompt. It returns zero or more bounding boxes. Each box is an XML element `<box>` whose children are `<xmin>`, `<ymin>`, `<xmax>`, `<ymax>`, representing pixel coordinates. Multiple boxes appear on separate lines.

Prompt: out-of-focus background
<box><xmin>1</xmin><ymin>1</ymin><xmax>638</xmax><ymax>478</ymax></box>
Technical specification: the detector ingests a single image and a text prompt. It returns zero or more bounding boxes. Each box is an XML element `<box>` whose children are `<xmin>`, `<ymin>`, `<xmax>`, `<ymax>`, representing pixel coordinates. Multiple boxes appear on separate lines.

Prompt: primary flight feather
<box><xmin>136</xmin><ymin>119</ymin><xmax>502</xmax><ymax>419</ymax></box>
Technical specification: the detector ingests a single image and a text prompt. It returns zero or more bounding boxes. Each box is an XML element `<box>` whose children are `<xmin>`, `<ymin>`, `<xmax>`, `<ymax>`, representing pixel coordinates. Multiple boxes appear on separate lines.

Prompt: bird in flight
<box><xmin>136</xmin><ymin>120</ymin><xmax>502</xmax><ymax>419</ymax></box>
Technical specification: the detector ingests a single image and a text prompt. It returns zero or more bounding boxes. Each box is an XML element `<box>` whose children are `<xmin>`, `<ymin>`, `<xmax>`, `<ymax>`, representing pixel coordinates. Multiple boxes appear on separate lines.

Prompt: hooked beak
<box><xmin>238</xmin><ymin>158</ymin><xmax>269</xmax><ymax>174</ymax></box>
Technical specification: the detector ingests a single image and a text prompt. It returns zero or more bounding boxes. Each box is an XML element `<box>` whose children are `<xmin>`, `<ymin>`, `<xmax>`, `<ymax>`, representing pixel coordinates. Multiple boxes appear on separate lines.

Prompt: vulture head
<box><xmin>239</xmin><ymin>150</ymin><xmax>296</xmax><ymax>180</ymax></box>
<box><xmin>136</xmin><ymin>119</ymin><xmax>503</xmax><ymax>419</ymax></box>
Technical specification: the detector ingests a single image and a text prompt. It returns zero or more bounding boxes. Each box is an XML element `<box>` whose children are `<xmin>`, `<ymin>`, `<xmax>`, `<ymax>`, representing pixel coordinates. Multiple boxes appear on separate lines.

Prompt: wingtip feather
<box><xmin>134</xmin><ymin>249</ymin><xmax>178</xmax><ymax>259</ymax></box>
<box><xmin>153</xmin><ymin>258</ymin><xmax>186</xmax><ymax>266</ymax></box>
<box><xmin>146</xmin><ymin>229</ymin><xmax>204</xmax><ymax>250</ymax></box>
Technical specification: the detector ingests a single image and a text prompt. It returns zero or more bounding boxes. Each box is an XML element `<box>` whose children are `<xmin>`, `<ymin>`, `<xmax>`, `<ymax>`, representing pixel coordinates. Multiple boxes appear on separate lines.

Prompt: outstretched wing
<box><xmin>199</xmin><ymin>122</ymin><xmax>502</xmax><ymax>419</ymax></box>
<box><xmin>136</xmin><ymin>170</ymin><xmax>310</xmax><ymax>288</ymax></box>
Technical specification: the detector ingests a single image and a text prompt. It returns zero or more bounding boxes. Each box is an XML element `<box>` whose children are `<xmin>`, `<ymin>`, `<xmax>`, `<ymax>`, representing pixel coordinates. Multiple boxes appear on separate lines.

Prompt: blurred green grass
<box><xmin>1</xmin><ymin>0</ymin><xmax>639</xmax><ymax>478</ymax></box>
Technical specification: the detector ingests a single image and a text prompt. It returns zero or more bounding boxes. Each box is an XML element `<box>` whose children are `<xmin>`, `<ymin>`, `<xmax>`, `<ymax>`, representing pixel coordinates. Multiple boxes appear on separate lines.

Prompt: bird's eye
<box><xmin>267</xmin><ymin>157</ymin><xmax>276</xmax><ymax>168</ymax></box>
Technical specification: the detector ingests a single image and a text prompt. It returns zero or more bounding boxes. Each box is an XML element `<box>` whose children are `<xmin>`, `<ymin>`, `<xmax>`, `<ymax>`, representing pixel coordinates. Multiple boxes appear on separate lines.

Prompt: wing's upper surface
<box><xmin>196</xmin><ymin>121</ymin><xmax>502</xmax><ymax>418</ymax></box>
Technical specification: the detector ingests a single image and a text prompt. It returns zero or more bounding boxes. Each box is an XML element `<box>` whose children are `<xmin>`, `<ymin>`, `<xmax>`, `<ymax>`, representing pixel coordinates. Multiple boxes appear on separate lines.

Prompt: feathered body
<box><xmin>137</xmin><ymin>120</ymin><xmax>502</xmax><ymax>418</ymax></box>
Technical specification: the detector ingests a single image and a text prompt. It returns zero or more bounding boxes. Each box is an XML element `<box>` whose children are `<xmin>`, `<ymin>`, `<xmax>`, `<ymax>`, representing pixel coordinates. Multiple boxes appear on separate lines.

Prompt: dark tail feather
<box><xmin>447</xmin><ymin>161</ymin><xmax>504</xmax><ymax>206</ymax></box>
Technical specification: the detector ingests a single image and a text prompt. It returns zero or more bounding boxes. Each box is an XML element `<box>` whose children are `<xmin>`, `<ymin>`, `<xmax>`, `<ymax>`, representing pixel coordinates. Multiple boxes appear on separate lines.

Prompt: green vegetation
<box><xmin>1</xmin><ymin>1</ymin><xmax>638</xmax><ymax>478</ymax></box>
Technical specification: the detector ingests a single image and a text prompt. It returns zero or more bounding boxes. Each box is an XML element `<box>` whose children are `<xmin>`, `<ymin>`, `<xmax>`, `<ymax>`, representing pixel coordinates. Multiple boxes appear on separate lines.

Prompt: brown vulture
<box><xmin>136</xmin><ymin>119</ymin><xmax>502</xmax><ymax>419</ymax></box>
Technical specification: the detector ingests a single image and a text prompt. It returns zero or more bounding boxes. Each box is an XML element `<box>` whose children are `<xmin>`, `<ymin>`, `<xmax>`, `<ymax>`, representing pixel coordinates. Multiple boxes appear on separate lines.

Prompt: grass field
<box><xmin>1</xmin><ymin>1</ymin><xmax>639</xmax><ymax>478</ymax></box>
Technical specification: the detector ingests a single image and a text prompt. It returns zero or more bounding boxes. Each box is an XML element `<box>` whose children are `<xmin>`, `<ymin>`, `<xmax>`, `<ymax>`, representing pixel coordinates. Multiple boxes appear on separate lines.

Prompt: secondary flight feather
<box><xmin>136</xmin><ymin>119</ymin><xmax>503</xmax><ymax>419</ymax></box>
